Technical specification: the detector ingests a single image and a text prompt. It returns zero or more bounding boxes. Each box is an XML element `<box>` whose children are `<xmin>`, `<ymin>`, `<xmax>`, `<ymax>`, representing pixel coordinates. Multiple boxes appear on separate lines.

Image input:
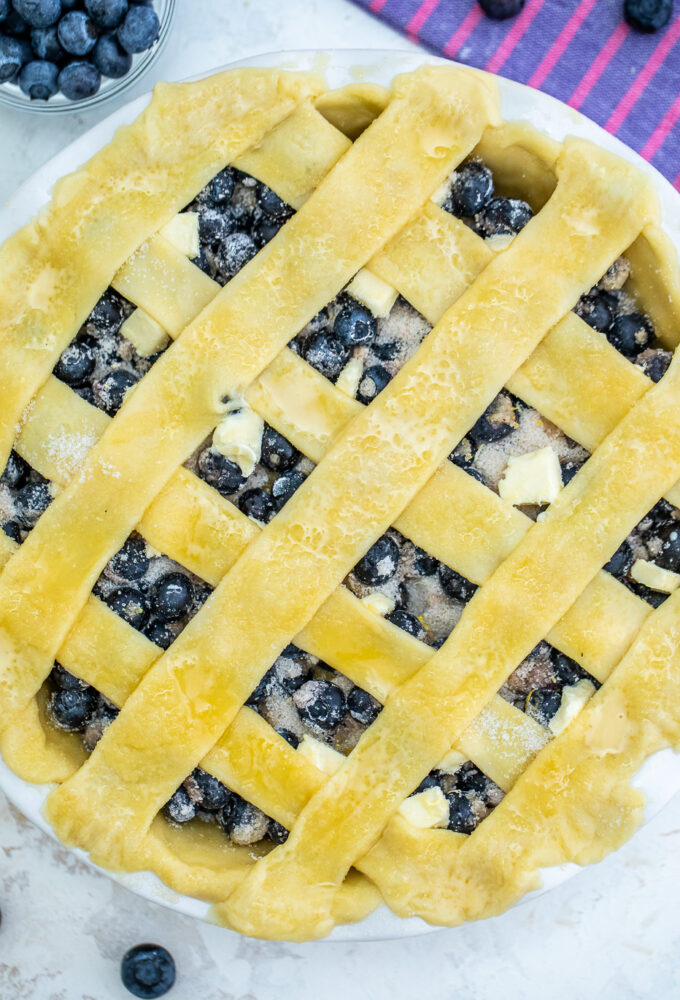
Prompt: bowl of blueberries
<box><xmin>0</xmin><ymin>0</ymin><xmax>174</xmax><ymax>111</ymax></box>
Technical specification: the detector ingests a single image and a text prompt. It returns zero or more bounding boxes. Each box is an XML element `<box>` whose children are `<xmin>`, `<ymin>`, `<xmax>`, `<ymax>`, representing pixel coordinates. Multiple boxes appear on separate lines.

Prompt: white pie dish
<box><xmin>1</xmin><ymin>47</ymin><xmax>680</xmax><ymax>942</ymax></box>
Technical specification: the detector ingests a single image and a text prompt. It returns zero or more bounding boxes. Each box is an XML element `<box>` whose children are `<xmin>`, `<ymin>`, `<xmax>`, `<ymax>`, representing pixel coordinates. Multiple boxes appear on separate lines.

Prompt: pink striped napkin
<box><xmin>355</xmin><ymin>0</ymin><xmax>680</xmax><ymax>188</ymax></box>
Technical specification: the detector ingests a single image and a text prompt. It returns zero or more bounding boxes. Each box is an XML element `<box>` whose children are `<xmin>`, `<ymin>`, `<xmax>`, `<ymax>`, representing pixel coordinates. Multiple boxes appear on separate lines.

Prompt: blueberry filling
<box><xmin>409</xmin><ymin>761</ymin><xmax>505</xmax><ymax>835</ymax></box>
<box><xmin>603</xmin><ymin>499</ymin><xmax>680</xmax><ymax>607</ymax></box>
<box><xmin>0</xmin><ymin>453</ymin><xmax>53</xmax><ymax>542</ymax></box>
<box><xmin>499</xmin><ymin>640</ymin><xmax>600</xmax><ymax>726</ymax></box>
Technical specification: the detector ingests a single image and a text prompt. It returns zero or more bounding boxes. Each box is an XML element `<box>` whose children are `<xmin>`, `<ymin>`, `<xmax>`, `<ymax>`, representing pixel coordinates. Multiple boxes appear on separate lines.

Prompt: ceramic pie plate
<box><xmin>1</xmin><ymin>48</ymin><xmax>680</xmax><ymax>943</ymax></box>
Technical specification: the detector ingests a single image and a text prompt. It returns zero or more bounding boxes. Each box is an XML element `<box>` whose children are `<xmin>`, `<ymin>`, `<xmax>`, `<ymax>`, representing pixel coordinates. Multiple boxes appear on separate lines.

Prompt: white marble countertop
<box><xmin>2</xmin><ymin>2</ymin><xmax>680</xmax><ymax>997</ymax></box>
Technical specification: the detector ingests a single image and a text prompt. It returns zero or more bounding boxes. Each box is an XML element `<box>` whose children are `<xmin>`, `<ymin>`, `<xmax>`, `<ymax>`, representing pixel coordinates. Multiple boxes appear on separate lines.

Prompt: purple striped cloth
<box><xmin>353</xmin><ymin>0</ymin><xmax>680</xmax><ymax>188</ymax></box>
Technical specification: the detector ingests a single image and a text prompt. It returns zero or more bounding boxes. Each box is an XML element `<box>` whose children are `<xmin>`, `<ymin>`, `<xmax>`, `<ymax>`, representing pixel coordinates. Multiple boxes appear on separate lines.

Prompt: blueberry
<box><xmin>479</xmin><ymin>0</ymin><xmax>525</xmax><ymax>17</ymax></box>
<box><xmin>525</xmin><ymin>687</ymin><xmax>562</xmax><ymax>726</ymax></box>
<box><xmin>163</xmin><ymin>785</ymin><xmax>196</xmax><ymax>825</ymax></box>
<box><xmin>54</xmin><ymin>337</ymin><xmax>96</xmax><ymax>385</ymax></box>
<box><xmin>477</xmin><ymin>197</ymin><xmax>532</xmax><ymax>236</ymax></box>
<box><xmin>90</xmin><ymin>292</ymin><xmax>123</xmax><ymax>333</ymax></box>
<box><xmin>445</xmin><ymin>160</ymin><xmax>494</xmax><ymax>217</ymax></box>
<box><xmin>302</xmin><ymin>330</ymin><xmax>350</xmax><ymax>380</ymax></box>
<box><xmin>260</xmin><ymin>425</ymin><xmax>299</xmax><ymax>472</ymax></box>
<box><xmin>1</xmin><ymin>451</ymin><xmax>29</xmax><ymax>489</ymax></box>
<box><xmin>200</xmin><ymin>167</ymin><xmax>235</xmax><ymax>207</ymax></box>
<box><xmin>218</xmin><ymin>791</ymin><xmax>255</xmax><ymax>835</ymax></box>
<box><xmin>607</xmin><ymin>312</ymin><xmax>653</xmax><ymax>358</ymax></box>
<box><xmin>268</xmin><ymin>819</ymin><xmax>289</xmax><ymax>844</ymax></box>
<box><xmin>0</xmin><ymin>0</ymin><xmax>8</xmax><ymax>20</ymax></box>
<box><xmin>447</xmin><ymin>789</ymin><xmax>477</xmax><ymax>833</ymax></box>
<box><xmin>144</xmin><ymin>619</ymin><xmax>175</xmax><ymax>649</ymax></box>
<box><xmin>85</xmin><ymin>0</ymin><xmax>128</xmax><ymax>29</ymax></box>
<box><xmin>552</xmin><ymin>651</ymin><xmax>588</xmax><ymax>687</ymax></box>
<box><xmin>197</xmin><ymin>447</ymin><xmax>246</xmax><ymax>496</ymax></box>
<box><xmin>30</xmin><ymin>25</ymin><xmax>63</xmax><ymax>60</ymax></box>
<box><xmin>0</xmin><ymin>35</ymin><xmax>31</xmax><ymax>81</ymax></box>
<box><xmin>18</xmin><ymin>58</ymin><xmax>58</xmax><ymax>98</ymax></box>
<box><xmin>152</xmin><ymin>572</ymin><xmax>194</xmax><ymax>623</ymax></box>
<box><xmin>357</xmin><ymin>365</ymin><xmax>391</xmax><ymax>407</ymax></box>
<box><xmin>238</xmin><ymin>487</ymin><xmax>276</xmax><ymax>524</ymax></box>
<box><xmin>579</xmin><ymin>290</ymin><xmax>616</xmax><ymax>333</ymax></box>
<box><xmin>92</xmin><ymin>31</ymin><xmax>130</xmax><ymax>76</ymax></box>
<box><xmin>413</xmin><ymin>546</ymin><xmax>438</xmax><ymax>576</ymax></box>
<box><xmin>624</xmin><ymin>0</ymin><xmax>673</xmax><ymax>30</ymax></box>
<box><xmin>256</xmin><ymin>182</ymin><xmax>291</xmax><ymax>221</ymax></box>
<box><xmin>347</xmin><ymin>686</ymin><xmax>381</xmax><ymax>726</ymax></box>
<box><xmin>58</xmin><ymin>60</ymin><xmax>100</xmax><ymax>99</ymax></box>
<box><xmin>193</xmin><ymin>768</ymin><xmax>231</xmax><ymax>811</ymax></box>
<box><xmin>386</xmin><ymin>608</ymin><xmax>427</xmax><ymax>641</ymax></box>
<box><xmin>252</xmin><ymin>215</ymin><xmax>283</xmax><ymax>247</ymax></box>
<box><xmin>51</xmin><ymin>663</ymin><xmax>86</xmax><ymax>690</ymax></box>
<box><xmin>604</xmin><ymin>541</ymin><xmax>633</xmax><ymax>577</ymax></box>
<box><xmin>15</xmin><ymin>480</ymin><xmax>51</xmax><ymax>529</ymax></box>
<box><xmin>468</xmin><ymin>392</ymin><xmax>519</xmax><ymax>443</ymax></box>
<box><xmin>121</xmin><ymin>944</ymin><xmax>176</xmax><ymax>999</ymax></box>
<box><xmin>13</xmin><ymin>0</ymin><xmax>62</xmax><ymax>29</ymax></box>
<box><xmin>49</xmin><ymin>685</ymin><xmax>96</xmax><ymax>731</ymax></box>
<box><xmin>92</xmin><ymin>368</ymin><xmax>137</xmax><ymax>414</ymax></box>
<box><xmin>275</xmin><ymin>727</ymin><xmax>300</xmax><ymax>748</ymax></box>
<box><xmin>197</xmin><ymin>206</ymin><xmax>237</xmax><ymax>248</ymax></box>
<box><xmin>58</xmin><ymin>11</ymin><xmax>97</xmax><ymax>56</ymax></box>
<box><xmin>414</xmin><ymin>772</ymin><xmax>439</xmax><ymax>794</ymax></box>
<box><xmin>561</xmin><ymin>460</ymin><xmax>582</xmax><ymax>485</ymax></box>
<box><xmin>216</xmin><ymin>231</ymin><xmax>258</xmax><ymax>278</ymax></box>
<box><xmin>295</xmin><ymin>679</ymin><xmax>346</xmax><ymax>729</ymax></box>
<box><xmin>438</xmin><ymin>564</ymin><xmax>477</xmax><ymax>602</ymax></box>
<box><xmin>658</xmin><ymin>524</ymin><xmax>680</xmax><ymax>572</ymax></box>
<box><xmin>456</xmin><ymin>764</ymin><xmax>488</xmax><ymax>795</ymax></box>
<box><xmin>334</xmin><ymin>301</ymin><xmax>377</xmax><ymax>348</ymax></box>
<box><xmin>637</xmin><ymin>348</ymin><xmax>671</xmax><ymax>383</ymax></box>
<box><xmin>109</xmin><ymin>535</ymin><xmax>148</xmax><ymax>581</ymax></box>
<box><xmin>354</xmin><ymin>535</ymin><xmax>399</xmax><ymax>586</ymax></box>
<box><xmin>2</xmin><ymin>520</ymin><xmax>21</xmax><ymax>543</ymax></box>
<box><xmin>106</xmin><ymin>585</ymin><xmax>150</xmax><ymax>629</ymax></box>
<box><xmin>271</xmin><ymin>468</ymin><xmax>306</xmax><ymax>507</ymax></box>
<box><xmin>117</xmin><ymin>3</ymin><xmax>159</xmax><ymax>52</ymax></box>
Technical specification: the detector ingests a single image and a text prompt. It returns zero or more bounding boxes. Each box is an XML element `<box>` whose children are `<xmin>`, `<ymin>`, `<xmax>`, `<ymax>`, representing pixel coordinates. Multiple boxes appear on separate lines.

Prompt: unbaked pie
<box><xmin>1</xmin><ymin>63</ymin><xmax>680</xmax><ymax>941</ymax></box>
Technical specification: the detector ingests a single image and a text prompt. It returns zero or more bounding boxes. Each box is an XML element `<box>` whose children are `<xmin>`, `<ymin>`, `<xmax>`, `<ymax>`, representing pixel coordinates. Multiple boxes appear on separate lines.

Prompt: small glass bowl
<box><xmin>0</xmin><ymin>0</ymin><xmax>175</xmax><ymax>114</ymax></box>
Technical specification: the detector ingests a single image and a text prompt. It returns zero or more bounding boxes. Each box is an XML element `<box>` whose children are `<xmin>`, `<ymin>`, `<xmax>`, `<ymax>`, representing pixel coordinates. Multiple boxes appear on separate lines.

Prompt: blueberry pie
<box><xmin>1</xmin><ymin>64</ymin><xmax>680</xmax><ymax>941</ymax></box>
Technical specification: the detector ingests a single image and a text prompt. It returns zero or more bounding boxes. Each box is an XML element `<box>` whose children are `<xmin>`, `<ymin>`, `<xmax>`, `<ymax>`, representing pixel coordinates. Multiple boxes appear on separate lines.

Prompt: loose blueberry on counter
<box><xmin>386</xmin><ymin>608</ymin><xmax>427</xmax><ymax>641</ymax></box>
<box><xmin>354</xmin><ymin>534</ymin><xmax>399</xmax><ymax>586</ymax></box>
<box><xmin>238</xmin><ymin>487</ymin><xmax>277</xmax><ymax>524</ymax></box>
<box><xmin>58</xmin><ymin>58</ymin><xmax>100</xmax><ymax>98</ymax></box>
<box><xmin>447</xmin><ymin>788</ymin><xmax>477</xmax><ymax>834</ymax></box>
<box><xmin>261</xmin><ymin>424</ymin><xmax>299</xmax><ymax>472</ymax></box>
<box><xmin>479</xmin><ymin>0</ymin><xmax>525</xmax><ymax>18</ymax></box>
<box><xmin>1</xmin><ymin>450</ymin><xmax>29</xmax><ymax>489</ymax></box>
<box><xmin>49</xmin><ymin>684</ymin><xmax>97</xmax><ymax>730</ymax></box>
<box><xmin>92</xmin><ymin>29</ymin><xmax>129</xmax><ymax>75</ymax></box>
<box><xmin>445</xmin><ymin>160</ymin><xmax>494</xmax><ymax>217</ymax></box>
<box><xmin>301</xmin><ymin>329</ymin><xmax>350</xmax><ymax>381</ymax></box>
<box><xmin>18</xmin><ymin>56</ymin><xmax>57</xmax><ymax>96</ymax></box>
<box><xmin>476</xmin><ymin>196</ymin><xmax>532</xmax><ymax>237</ymax></box>
<box><xmin>295</xmin><ymin>679</ymin><xmax>347</xmax><ymax>729</ymax></box>
<box><xmin>152</xmin><ymin>571</ymin><xmax>194</xmax><ymax>622</ymax></box>
<box><xmin>54</xmin><ymin>337</ymin><xmax>96</xmax><ymax>385</ymax></box>
<box><xmin>15</xmin><ymin>479</ymin><xmax>52</xmax><ymax>529</ymax></box>
<box><xmin>13</xmin><ymin>0</ymin><xmax>62</xmax><ymax>28</ymax></box>
<box><xmin>356</xmin><ymin>363</ymin><xmax>390</xmax><ymax>405</ymax></box>
<box><xmin>334</xmin><ymin>300</ymin><xmax>377</xmax><ymax>348</ymax></box>
<box><xmin>271</xmin><ymin>468</ymin><xmax>306</xmax><ymax>507</ymax></box>
<box><xmin>117</xmin><ymin>2</ymin><xmax>158</xmax><ymax>53</ymax></box>
<box><xmin>109</xmin><ymin>534</ymin><xmax>149</xmax><ymax>581</ymax></box>
<box><xmin>438</xmin><ymin>564</ymin><xmax>477</xmax><ymax>603</ymax></box>
<box><xmin>121</xmin><ymin>943</ymin><xmax>176</xmax><ymax>999</ymax></box>
<box><xmin>347</xmin><ymin>686</ymin><xmax>381</xmax><ymax>726</ymax></box>
<box><xmin>0</xmin><ymin>35</ymin><xmax>31</xmax><ymax>81</ymax></box>
<box><xmin>85</xmin><ymin>0</ymin><xmax>128</xmax><ymax>29</ymax></box>
<box><xmin>92</xmin><ymin>367</ymin><xmax>137</xmax><ymax>414</ymax></box>
<box><xmin>106</xmin><ymin>585</ymin><xmax>150</xmax><ymax>629</ymax></box>
<box><xmin>624</xmin><ymin>0</ymin><xmax>673</xmax><ymax>31</ymax></box>
<box><xmin>607</xmin><ymin>312</ymin><xmax>653</xmax><ymax>358</ymax></box>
